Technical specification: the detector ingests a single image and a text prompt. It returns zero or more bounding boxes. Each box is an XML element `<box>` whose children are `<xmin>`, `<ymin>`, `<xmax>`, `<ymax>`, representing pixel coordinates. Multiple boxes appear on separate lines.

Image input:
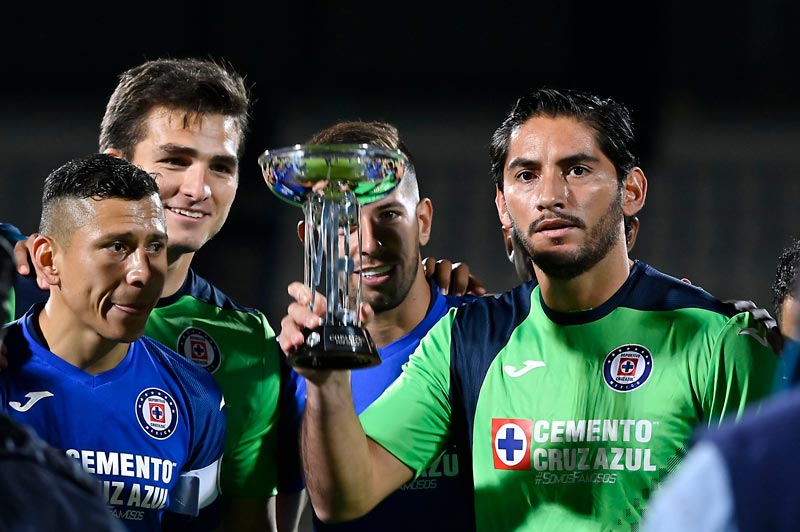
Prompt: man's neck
<box><xmin>367</xmin><ymin>266</ymin><xmax>432</xmax><ymax>348</ymax></box>
<box><xmin>535</xmin><ymin>244</ymin><xmax>633</xmax><ymax>313</ymax></box>
<box><xmin>37</xmin><ymin>297</ymin><xmax>129</xmax><ymax>374</ymax></box>
<box><xmin>163</xmin><ymin>251</ymin><xmax>195</xmax><ymax>298</ymax></box>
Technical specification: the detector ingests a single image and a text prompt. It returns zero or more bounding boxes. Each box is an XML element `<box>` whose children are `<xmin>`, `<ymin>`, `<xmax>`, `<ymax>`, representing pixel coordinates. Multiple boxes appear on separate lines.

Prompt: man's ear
<box><xmin>416</xmin><ymin>198</ymin><xmax>433</xmax><ymax>246</ymax></box>
<box><xmin>622</xmin><ymin>167</ymin><xmax>647</xmax><ymax>217</ymax></box>
<box><xmin>495</xmin><ymin>186</ymin><xmax>512</xmax><ymax>228</ymax></box>
<box><xmin>32</xmin><ymin>235</ymin><xmax>60</xmax><ymax>287</ymax></box>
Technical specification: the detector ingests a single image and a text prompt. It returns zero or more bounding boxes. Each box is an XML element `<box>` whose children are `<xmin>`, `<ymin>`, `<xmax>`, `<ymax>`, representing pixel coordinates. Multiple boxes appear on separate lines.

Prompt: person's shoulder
<box><xmin>447</xmin><ymin>280</ymin><xmax>537</xmax><ymax>335</ymax></box>
<box><xmin>184</xmin><ymin>269</ymin><xmax>264</xmax><ymax>316</ymax></box>
<box><xmin>137</xmin><ymin>336</ymin><xmax>222</xmax><ymax>393</ymax></box>
<box><xmin>0</xmin><ymin>222</ymin><xmax>27</xmax><ymax>243</ymax></box>
<box><xmin>1</xmin><ymin>318</ymin><xmax>35</xmax><ymax>370</ymax></box>
<box><xmin>627</xmin><ymin>260</ymin><xmax>737</xmax><ymax>317</ymax></box>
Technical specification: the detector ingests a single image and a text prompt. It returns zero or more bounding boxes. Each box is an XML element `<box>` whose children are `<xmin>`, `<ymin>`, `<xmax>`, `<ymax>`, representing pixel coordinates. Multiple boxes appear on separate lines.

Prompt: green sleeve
<box><xmin>219</xmin><ymin>312</ymin><xmax>282</xmax><ymax>498</ymax></box>
<box><xmin>702</xmin><ymin>312</ymin><xmax>779</xmax><ymax>426</ymax></box>
<box><xmin>3</xmin><ymin>286</ymin><xmax>13</xmax><ymax>325</ymax></box>
<box><xmin>360</xmin><ymin>309</ymin><xmax>456</xmax><ymax>477</ymax></box>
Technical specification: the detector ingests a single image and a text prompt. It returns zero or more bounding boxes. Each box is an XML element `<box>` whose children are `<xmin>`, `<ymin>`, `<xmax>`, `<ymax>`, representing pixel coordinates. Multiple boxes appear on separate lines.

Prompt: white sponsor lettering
<box><xmin>66</xmin><ymin>449</ymin><xmax>175</xmax><ymax>482</ymax></box>
<box><xmin>98</xmin><ymin>480</ymin><xmax>169</xmax><ymax>510</ymax></box>
<box><xmin>533</xmin><ymin>419</ymin><xmax>653</xmax><ymax>444</ymax></box>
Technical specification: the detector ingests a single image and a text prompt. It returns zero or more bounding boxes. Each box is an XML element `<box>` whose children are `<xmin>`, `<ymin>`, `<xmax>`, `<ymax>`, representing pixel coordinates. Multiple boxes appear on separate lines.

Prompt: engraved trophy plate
<box><xmin>259</xmin><ymin>144</ymin><xmax>407</xmax><ymax>369</ymax></box>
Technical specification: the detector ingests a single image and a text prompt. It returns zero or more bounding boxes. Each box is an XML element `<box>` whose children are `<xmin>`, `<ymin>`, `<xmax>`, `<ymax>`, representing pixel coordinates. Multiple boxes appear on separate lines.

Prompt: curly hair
<box><xmin>772</xmin><ymin>238</ymin><xmax>800</xmax><ymax>324</ymax></box>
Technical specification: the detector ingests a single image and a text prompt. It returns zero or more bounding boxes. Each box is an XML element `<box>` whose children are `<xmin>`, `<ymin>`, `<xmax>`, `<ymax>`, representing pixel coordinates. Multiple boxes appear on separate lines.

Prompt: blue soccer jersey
<box><xmin>282</xmin><ymin>278</ymin><xmax>476</xmax><ymax>531</ymax></box>
<box><xmin>1</xmin><ymin>307</ymin><xmax>227</xmax><ymax>531</ymax></box>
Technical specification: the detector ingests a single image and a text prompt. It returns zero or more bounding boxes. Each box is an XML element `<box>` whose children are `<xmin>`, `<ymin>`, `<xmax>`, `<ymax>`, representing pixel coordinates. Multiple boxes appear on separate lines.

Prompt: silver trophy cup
<box><xmin>259</xmin><ymin>144</ymin><xmax>407</xmax><ymax>369</ymax></box>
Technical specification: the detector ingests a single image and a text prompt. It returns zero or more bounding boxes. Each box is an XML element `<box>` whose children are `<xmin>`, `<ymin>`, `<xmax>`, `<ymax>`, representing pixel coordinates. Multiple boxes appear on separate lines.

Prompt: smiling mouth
<box><xmin>113</xmin><ymin>303</ymin><xmax>150</xmax><ymax>315</ymax></box>
<box><xmin>359</xmin><ymin>264</ymin><xmax>393</xmax><ymax>278</ymax></box>
<box><xmin>168</xmin><ymin>207</ymin><xmax>205</xmax><ymax>219</ymax></box>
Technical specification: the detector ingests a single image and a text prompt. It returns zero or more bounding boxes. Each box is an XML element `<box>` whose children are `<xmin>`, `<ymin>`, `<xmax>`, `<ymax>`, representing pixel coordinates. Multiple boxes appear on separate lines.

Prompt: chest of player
<box><xmin>466</xmin><ymin>308</ymin><xmax>717</xmax><ymax>530</ymax></box>
<box><xmin>3</xmin><ymin>363</ymin><xmax>192</xmax><ymax>529</ymax></box>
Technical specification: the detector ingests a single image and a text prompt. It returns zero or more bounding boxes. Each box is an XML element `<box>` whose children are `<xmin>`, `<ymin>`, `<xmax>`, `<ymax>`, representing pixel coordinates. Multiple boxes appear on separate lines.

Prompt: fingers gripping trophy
<box><xmin>259</xmin><ymin>144</ymin><xmax>407</xmax><ymax>369</ymax></box>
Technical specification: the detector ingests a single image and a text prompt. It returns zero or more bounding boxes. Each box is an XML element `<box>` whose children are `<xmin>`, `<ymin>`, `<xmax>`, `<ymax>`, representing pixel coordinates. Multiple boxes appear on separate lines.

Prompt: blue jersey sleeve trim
<box><xmin>540</xmin><ymin>260</ymin><xmax>735</xmax><ymax>326</ymax></box>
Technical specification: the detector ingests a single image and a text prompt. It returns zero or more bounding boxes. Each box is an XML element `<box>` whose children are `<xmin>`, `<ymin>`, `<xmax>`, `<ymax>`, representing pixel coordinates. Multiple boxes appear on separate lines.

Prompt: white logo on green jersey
<box><xmin>738</xmin><ymin>328</ymin><xmax>769</xmax><ymax>348</ymax></box>
<box><xmin>503</xmin><ymin>360</ymin><xmax>546</xmax><ymax>377</ymax></box>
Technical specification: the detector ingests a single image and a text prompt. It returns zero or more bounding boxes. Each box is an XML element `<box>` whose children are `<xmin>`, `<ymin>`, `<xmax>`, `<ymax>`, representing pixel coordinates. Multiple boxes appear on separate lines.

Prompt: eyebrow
<box><xmin>158</xmin><ymin>144</ymin><xmax>238</xmax><ymax>169</ymax></box>
<box><xmin>507</xmin><ymin>152</ymin><xmax>602</xmax><ymax>170</ymax></box>
<box><xmin>100</xmin><ymin>230</ymin><xmax>168</xmax><ymax>242</ymax></box>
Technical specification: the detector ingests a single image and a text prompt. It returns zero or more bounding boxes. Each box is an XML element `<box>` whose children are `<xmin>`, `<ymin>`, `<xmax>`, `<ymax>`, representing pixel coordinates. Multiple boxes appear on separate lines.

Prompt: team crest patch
<box><xmin>492</xmin><ymin>418</ymin><xmax>532</xmax><ymax>470</ymax></box>
<box><xmin>136</xmin><ymin>388</ymin><xmax>178</xmax><ymax>440</ymax></box>
<box><xmin>603</xmin><ymin>344</ymin><xmax>653</xmax><ymax>392</ymax></box>
<box><xmin>177</xmin><ymin>327</ymin><xmax>221</xmax><ymax>374</ymax></box>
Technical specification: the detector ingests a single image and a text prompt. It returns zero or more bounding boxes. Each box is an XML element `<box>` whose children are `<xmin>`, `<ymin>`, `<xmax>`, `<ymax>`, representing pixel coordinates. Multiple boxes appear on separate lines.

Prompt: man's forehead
<box><xmin>143</xmin><ymin>107</ymin><xmax>241</xmax><ymax>148</ymax></box>
<box><xmin>507</xmin><ymin>115</ymin><xmax>604</xmax><ymax>163</ymax></box>
<box><xmin>81</xmin><ymin>195</ymin><xmax>165</xmax><ymax>227</ymax></box>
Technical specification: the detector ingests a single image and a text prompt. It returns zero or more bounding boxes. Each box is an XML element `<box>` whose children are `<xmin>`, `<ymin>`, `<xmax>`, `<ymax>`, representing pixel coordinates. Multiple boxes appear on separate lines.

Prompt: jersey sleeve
<box><xmin>220</xmin><ymin>312</ymin><xmax>282</xmax><ymax>498</ymax></box>
<box><xmin>359</xmin><ymin>309</ymin><xmax>456</xmax><ymax>477</ymax></box>
<box><xmin>700</xmin><ymin>311</ymin><xmax>779</xmax><ymax>426</ymax></box>
<box><xmin>170</xmin><ymin>374</ymin><xmax>227</xmax><ymax>517</ymax></box>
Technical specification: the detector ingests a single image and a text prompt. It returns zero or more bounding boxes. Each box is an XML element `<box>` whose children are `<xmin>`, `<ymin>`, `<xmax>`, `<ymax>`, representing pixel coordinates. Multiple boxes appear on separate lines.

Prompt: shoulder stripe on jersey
<box><xmin>449</xmin><ymin>281</ymin><xmax>536</xmax><ymax>450</ymax></box>
<box><xmin>541</xmin><ymin>261</ymin><xmax>737</xmax><ymax>326</ymax></box>
<box><xmin>155</xmin><ymin>269</ymin><xmax>256</xmax><ymax>314</ymax></box>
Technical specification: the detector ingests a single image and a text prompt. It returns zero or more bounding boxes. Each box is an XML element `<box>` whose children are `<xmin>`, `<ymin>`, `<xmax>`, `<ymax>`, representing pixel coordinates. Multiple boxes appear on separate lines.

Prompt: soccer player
<box><xmin>1</xmin><ymin>233</ymin><xmax>126</xmax><ymax>532</ymax></box>
<box><xmin>1</xmin><ymin>154</ymin><xmax>226</xmax><ymax>530</ymax></box>
<box><xmin>278</xmin><ymin>121</ymin><xmax>476</xmax><ymax>531</ymax></box>
<box><xmin>278</xmin><ymin>88</ymin><xmax>778</xmax><ymax>531</ymax></box>
<box><xmin>10</xmin><ymin>58</ymin><xmax>285</xmax><ymax>531</ymax></box>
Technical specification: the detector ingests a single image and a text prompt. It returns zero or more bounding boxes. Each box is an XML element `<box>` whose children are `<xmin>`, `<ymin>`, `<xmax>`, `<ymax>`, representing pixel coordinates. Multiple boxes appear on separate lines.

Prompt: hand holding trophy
<box><xmin>259</xmin><ymin>144</ymin><xmax>407</xmax><ymax>369</ymax></box>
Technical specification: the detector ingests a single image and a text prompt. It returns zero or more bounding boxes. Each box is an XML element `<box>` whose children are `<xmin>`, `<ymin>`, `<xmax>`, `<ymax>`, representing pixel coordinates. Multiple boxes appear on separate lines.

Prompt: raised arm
<box><xmin>278</xmin><ymin>283</ymin><xmax>414</xmax><ymax>522</ymax></box>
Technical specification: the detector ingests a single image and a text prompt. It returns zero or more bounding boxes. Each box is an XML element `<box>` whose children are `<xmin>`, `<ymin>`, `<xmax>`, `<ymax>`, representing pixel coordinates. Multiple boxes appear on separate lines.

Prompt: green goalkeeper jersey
<box><xmin>144</xmin><ymin>269</ymin><xmax>281</xmax><ymax>498</ymax></box>
<box><xmin>360</xmin><ymin>261</ymin><xmax>777</xmax><ymax>531</ymax></box>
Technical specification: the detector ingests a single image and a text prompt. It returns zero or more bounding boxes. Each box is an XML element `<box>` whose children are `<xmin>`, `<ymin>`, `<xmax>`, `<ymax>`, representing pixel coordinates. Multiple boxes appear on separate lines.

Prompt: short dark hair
<box><xmin>772</xmin><ymin>238</ymin><xmax>800</xmax><ymax>323</ymax></box>
<box><xmin>40</xmin><ymin>154</ymin><xmax>160</xmax><ymax>235</ymax></box>
<box><xmin>99</xmin><ymin>57</ymin><xmax>251</xmax><ymax>159</ymax></box>
<box><xmin>489</xmin><ymin>88</ymin><xmax>639</xmax><ymax>190</ymax></box>
<box><xmin>307</xmin><ymin>121</ymin><xmax>415</xmax><ymax>166</ymax></box>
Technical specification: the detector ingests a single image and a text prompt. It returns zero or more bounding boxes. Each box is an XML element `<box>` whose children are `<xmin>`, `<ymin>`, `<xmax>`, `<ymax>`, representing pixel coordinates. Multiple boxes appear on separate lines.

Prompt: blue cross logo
<box><xmin>497</xmin><ymin>427</ymin><xmax>524</xmax><ymax>461</ymax></box>
<box><xmin>151</xmin><ymin>405</ymin><xmax>164</xmax><ymax>420</ymax></box>
<box><xmin>621</xmin><ymin>360</ymin><xmax>635</xmax><ymax>373</ymax></box>
<box><xmin>193</xmin><ymin>343</ymin><xmax>206</xmax><ymax>357</ymax></box>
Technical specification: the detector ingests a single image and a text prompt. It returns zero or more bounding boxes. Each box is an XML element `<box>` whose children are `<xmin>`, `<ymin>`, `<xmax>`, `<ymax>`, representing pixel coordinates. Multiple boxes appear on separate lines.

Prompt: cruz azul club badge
<box><xmin>603</xmin><ymin>344</ymin><xmax>653</xmax><ymax>392</ymax></box>
<box><xmin>492</xmin><ymin>418</ymin><xmax>532</xmax><ymax>470</ymax></box>
<box><xmin>136</xmin><ymin>388</ymin><xmax>178</xmax><ymax>440</ymax></box>
<box><xmin>178</xmin><ymin>327</ymin><xmax>222</xmax><ymax>374</ymax></box>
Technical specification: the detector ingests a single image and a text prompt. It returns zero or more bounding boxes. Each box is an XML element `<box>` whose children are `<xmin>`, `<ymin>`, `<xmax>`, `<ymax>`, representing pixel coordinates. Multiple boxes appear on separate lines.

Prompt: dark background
<box><xmin>2</xmin><ymin>2</ymin><xmax>798</xmax><ymax>326</ymax></box>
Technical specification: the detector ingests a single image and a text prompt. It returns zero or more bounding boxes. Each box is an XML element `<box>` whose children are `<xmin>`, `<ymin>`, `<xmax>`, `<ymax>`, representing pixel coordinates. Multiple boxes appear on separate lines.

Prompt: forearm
<box><xmin>301</xmin><ymin>372</ymin><xmax>381</xmax><ymax>522</ymax></box>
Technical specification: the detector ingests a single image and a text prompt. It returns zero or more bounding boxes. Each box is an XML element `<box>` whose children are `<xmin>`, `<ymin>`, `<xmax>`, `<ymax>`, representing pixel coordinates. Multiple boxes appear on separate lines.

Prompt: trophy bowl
<box><xmin>259</xmin><ymin>144</ymin><xmax>407</xmax><ymax>369</ymax></box>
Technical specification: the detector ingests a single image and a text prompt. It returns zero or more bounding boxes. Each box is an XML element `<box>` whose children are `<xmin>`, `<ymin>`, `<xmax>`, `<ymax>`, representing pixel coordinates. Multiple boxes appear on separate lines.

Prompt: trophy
<box><xmin>259</xmin><ymin>144</ymin><xmax>407</xmax><ymax>369</ymax></box>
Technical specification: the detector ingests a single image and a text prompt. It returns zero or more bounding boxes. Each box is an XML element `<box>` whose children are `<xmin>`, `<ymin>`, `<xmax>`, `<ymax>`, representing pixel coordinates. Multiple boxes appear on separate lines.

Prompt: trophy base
<box><xmin>289</xmin><ymin>325</ymin><xmax>381</xmax><ymax>370</ymax></box>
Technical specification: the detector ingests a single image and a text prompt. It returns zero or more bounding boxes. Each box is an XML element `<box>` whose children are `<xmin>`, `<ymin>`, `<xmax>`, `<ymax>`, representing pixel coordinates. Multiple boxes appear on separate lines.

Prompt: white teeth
<box><xmin>170</xmin><ymin>207</ymin><xmax>204</xmax><ymax>219</ymax></box>
<box><xmin>362</xmin><ymin>265</ymin><xmax>392</xmax><ymax>277</ymax></box>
